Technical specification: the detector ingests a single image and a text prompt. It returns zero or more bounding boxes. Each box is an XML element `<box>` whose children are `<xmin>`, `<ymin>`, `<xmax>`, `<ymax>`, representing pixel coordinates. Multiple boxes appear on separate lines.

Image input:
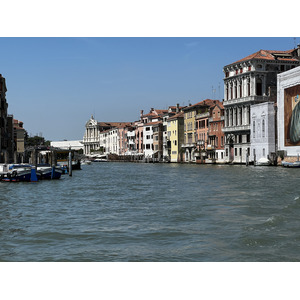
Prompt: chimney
<box><xmin>176</xmin><ymin>103</ymin><xmax>179</xmax><ymax>113</ymax></box>
<box><xmin>297</xmin><ymin>44</ymin><xmax>300</xmax><ymax>58</ymax></box>
<box><xmin>140</xmin><ymin>110</ymin><xmax>144</xmax><ymax>118</ymax></box>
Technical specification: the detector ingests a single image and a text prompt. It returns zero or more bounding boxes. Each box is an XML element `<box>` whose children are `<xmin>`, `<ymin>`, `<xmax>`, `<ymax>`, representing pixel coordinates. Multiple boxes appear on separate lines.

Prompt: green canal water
<box><xmin>1</xmin><ymin>162</ymin><xmax>300</xmax><ymax>261</ymax></box>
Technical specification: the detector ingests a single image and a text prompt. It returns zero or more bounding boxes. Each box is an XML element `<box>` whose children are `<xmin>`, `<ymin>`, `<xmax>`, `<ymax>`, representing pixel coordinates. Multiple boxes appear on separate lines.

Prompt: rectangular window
<box><xmin>235</xmin><ymin>148</ymin><xmax>237</xmax><ymax>156</ymax></box>
<box><xmin>226</xmin><ymin>148</ymin><xmax>228</xmax><ymax>156</ymax></box>
<box><xmin>239</xmin><ymin>148</ymin><xmax>242</xmax><ymax>156</ymax></box>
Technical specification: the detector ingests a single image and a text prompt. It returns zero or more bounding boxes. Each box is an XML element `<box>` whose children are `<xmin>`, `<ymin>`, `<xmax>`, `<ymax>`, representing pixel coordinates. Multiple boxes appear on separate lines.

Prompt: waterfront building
<box><xmin>167</xmin><ymin>111</ymin><xmax>184</xmax><ymax>162</ymax></box>
<box><xmin>99</xmin><ymin>127</ymin><xmax>119</xmax><ymax>154</ymax></box>
<box><xmin>195</xmin><ymin>99</ymin><xmax>216</xmax><ymax>162</ymax></box>
<box><xmin>207</xmin><ymin>101</ymin><xmax>225</xmax><ymax>163</ymax></box>
<box><xmin>162</xmin><ymin>104</ymin><xmax>184</xmax><ymax>161</ymax></box>
<box><xmin>250</xmin><ymin>102</ymin><xmax>276</xmax><ymax>163</ymax></box>
<box><xmin>118</xmin><ymin>123</ymin><xmax>135</xmax><ymax>155</ymax></box>
<box><xmin>134</xmin><ymin>116</ymin><xmax>144</xmax><ymax>154</ymax></box>
<box><xmin>83</xmin><ymin>115</ymin><xmax>100</xmax><ymax>155</ymax></box>
<box><xmin>0</xmin><ymin>74</ymin><xmax>10</xmax><ymax>163</ymax></box>
<box><xmin>13</xmin><ymin>119</ymin><xmax>26</xmax><ymax>163</ymax></box>
<box><xmin>181</xmin><ymin>102</ymin><xmax>198</xmax><ymax>162</ymax></box>
<box><xmin>152</xmin><ymin>121</ymin><xmax>163</xmax><ymax>161</ymax></box>
<box><xmin>223</xmin><ymin>47</ymin><xmax>300</xmax><ymax>163</ymax></box>
<box><xmin>83</xmin><ymin>115</ymin><xmax>132</xmax><ymax>155</ymax></box>
<box><xmin>140</xmin><ymin>108</ymin><xmax>167</xmax><ymax>160</ymax></box>
<box><xmin>182</xmin><ymin>99</ymin><xmax>216</xmax><ymax>162</ymax></box>
<box><xmin>143</xmin><ymin>122</ymin><xmax>155</xmax><ymax>158</ymax></box>
<box><xmin>126</xmin><ymin>125</ymin><xmax>137</xmax><ymax>155</ymax></box>
<box><xmin>277</xmin><ymin>64</ymin><xmax>300</xmax><ymax>162</ymax></box>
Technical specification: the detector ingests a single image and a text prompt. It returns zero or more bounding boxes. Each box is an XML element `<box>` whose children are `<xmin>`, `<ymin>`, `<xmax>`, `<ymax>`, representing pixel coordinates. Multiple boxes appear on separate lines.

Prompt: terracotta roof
<box><xmin>168</xmin><ymin>111</ymin><xmax>184</xmax><ymax>120</ymax></box>
<box><xmin>142</xmin><ymin>112</ymin><xmax>157</xmax><ymax>117</ymax></box>
<box><xmin>183</xmin><ymin>99</ymin><xmax>217</xmax><ymax>111</ymax></box>
<box><xmin>229</xmin><ymin>49</ymin><xmax>298</xmax><ymax>65</ymax></box>
<box><xmin>144</xmin><ymin>121</ymin><xmax>162</xmax><ymax>126</ymax></box>
<box><xmin>154</xmin><ymin>109</ymin><xmax>168</xmax><ymax>115</ymax></box>
<box><xmin>210</xmin><ymin>100</ymin><xmax>224</xmax><ymax>109</ymax></box>
<box><xmin>98</xmin><ymin>122</ymin><xmax>131</xmax><ymax>127</ymax></box>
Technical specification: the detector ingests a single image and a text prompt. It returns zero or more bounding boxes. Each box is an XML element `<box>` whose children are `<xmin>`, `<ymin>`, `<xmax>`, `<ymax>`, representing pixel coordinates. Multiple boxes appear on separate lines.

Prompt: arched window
<box><xmin>253</xmin><ymin>121</ymin><xmax>255</xmax><ymax>138</ymax></box>
<box><xmin>262</xmin><ymin>119</ymin><xmax>265</xmax><ymax>138</ymax></box>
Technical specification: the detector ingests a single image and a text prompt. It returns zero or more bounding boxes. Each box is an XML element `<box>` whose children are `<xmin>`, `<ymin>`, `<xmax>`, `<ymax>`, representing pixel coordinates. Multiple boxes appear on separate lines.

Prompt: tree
<box><xmin>24</xmin><ymin>131</ymin><xmax>51</xmax><ymax>148</ymax></box>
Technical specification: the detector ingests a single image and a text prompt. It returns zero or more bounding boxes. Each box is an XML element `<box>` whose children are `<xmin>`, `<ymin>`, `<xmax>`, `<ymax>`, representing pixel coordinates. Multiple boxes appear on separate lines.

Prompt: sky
<box><xmin>1</xmin><ymin>37</ymin><xmax>299</xmax><ymax>141</ymax></box>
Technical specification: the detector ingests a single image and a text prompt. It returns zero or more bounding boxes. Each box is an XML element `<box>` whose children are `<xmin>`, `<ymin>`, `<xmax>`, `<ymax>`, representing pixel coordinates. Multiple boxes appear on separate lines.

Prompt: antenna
<box><xmin>212</xmin><ymin>86</ymin><xmax>216</xmax><ymax>99</ymax></box>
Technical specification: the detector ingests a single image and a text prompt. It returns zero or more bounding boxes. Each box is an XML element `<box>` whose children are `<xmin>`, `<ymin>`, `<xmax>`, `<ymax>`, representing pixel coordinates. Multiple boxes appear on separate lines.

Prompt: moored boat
<box><xmin>0</xmin><ymin>164</ymin><xmax>35</xmax><ymax>182</ymax></box>
<box><xmin>281</xmin><ymin>160</ymin><xmax>300</xmax><ymax>168</ymax></box>
<box><xmin>255</xmin><ymin>157</ymin><xmax>271</xmax><ymax>166</ymax></box>
<box><xmin>36</xmin><ymin>164</ymin><xmax>63</xmax><ymax>179</ymax></box>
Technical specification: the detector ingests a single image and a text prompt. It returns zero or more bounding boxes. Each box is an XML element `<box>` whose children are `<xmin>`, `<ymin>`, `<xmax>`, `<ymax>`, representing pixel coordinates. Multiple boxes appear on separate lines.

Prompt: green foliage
<box><xmin>24</xmin><ymin>131</ymin><xmax>51</xmax><ymax>147</ymax></box>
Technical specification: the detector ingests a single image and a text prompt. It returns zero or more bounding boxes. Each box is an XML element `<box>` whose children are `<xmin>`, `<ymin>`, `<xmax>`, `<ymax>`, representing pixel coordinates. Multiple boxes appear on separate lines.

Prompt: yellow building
<box><xmin>182</xmin><ymin>102</ymin><xmax>200</xmax><ymax>162</ymax></box>
<box><xmin>167</xmin><ymin>111</ymin><xmax>184</xmax><ymax>162</ymax></box>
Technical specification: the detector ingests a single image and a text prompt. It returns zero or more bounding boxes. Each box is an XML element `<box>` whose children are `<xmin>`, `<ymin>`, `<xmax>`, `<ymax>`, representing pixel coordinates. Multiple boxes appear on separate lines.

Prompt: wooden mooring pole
<box><xmin>68</xmin><ymin>150</ymin><xmax>72</xmax><ymax>176</ymax></box>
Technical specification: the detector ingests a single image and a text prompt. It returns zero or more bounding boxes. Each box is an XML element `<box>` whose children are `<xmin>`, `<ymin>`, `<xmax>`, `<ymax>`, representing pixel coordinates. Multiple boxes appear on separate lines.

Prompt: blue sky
<box><xmin>0</xmin><ymin>37</ymin><xmax>299</xmax><ymax>141</ymax></box>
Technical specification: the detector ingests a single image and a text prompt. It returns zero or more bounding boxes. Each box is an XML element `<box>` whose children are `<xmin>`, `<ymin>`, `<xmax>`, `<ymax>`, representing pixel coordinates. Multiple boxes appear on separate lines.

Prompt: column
<box><xmin>252</xmin><ymin>75</ymin><xmax>256</xmax><ymax>96</ymax></box>
<box><xmin>233</xmin><ymin>107</ymin><xmax>236</xmax><ymax>126</ymax></box>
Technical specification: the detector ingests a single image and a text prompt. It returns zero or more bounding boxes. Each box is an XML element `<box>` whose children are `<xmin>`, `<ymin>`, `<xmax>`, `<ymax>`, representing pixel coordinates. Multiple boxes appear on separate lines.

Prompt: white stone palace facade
<box><xmin>223</xmin><ymin>48</ymin><xmax>300</xmax><ymax>163</ymax></box>
<box><xmin>83</xmin><ymin>115</ymin><xmax>100</xmax><ymax>155</ymax></box>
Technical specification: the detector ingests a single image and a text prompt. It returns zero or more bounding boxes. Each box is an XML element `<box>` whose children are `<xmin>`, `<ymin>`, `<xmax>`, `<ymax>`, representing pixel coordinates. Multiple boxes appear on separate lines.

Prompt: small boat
<box><xmin>36</xmin><ymin>164</ymin><xmax>63</xmax><ymax>179</ymax></box>
<box><xmin>1</xmin><ymin>164</ymin><xmax>35</xmax><ymax>182</ymax></box>
<box><xmin>281</xmin><ymin>161</ymin><xmax>300</xmax><ymax>168</ymax></box>
<box><xmin>81</xmin><ymin>159</ymin><xmax>92</xmax><ymax>165</ymax></box>
<box><xmin>93</xmin><ymin>158</ymin><xmax>108</xmax><ymax>162</ymax></box>
<box><xmin>255</xmin><ymin>157</ymin><xmax>271</xmax><ymax>166</ymax></box>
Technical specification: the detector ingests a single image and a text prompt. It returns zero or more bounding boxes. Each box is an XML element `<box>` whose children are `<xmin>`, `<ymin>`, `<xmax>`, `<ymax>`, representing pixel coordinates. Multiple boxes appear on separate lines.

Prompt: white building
<box><xmin>250</xmin><ymin>102</ymin><xmax>276</xmax><ymax>163</ymax></box>
<box><xmin>223</xmin><ymin>47</ymin><xmax>300</xmax><ymax>163</ymax></box>
<box><xmin>143</xmin><ymin>123</ymin><xmax>154</xmax><ymax>158</ymax></box>
<box><xmin>277</xmin><ymin>65</ymin><xmax>300</xmax><ymax>160</ymax></box>
<box><xmin>51</xmin><ymin>140</ymin><xmax>84</xmax><ymax>151</ymax></box>
<box><xmin>83</xmin><ymin>115</ymin><xmax>100</xmax><ymax>155</ymax></box>
<box><xmin>99</xmin><ymin>128</ymin><xmax>119</xmax><ymax>155</ymax></box>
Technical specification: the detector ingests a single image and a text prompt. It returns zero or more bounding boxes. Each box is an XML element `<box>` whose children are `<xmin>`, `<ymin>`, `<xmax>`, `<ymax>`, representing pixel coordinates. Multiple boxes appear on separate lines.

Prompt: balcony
<box><xmin>222</xmin><ymin>124</ymin><xmax>250</xmax><ymax>133</ymax></box>
<box><xmin>223</xmin><ymin>95</ymin><xmax>269</xmax><ymax>106</ymax></box>
<box><xmin>182</xmin><ymin>143</ymin><xmax>196</xmax><ymax>148</ymax></box>
<box><xmin>196</xmin><ymin>112</ymin><xmax>210</xmax><ymax>119</ymax></box>
<box><xmin>206</xmin><ymin>144</ymin><xmax>215</xmax><ymax>150</ymax></box>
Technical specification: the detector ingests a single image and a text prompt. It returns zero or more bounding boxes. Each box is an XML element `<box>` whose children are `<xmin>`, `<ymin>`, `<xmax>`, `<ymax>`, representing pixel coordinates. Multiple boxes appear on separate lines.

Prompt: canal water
<box><xmin>1</xmin><ymin>162</ymin><xmax>300</xmax><ymax>262</ymax></box>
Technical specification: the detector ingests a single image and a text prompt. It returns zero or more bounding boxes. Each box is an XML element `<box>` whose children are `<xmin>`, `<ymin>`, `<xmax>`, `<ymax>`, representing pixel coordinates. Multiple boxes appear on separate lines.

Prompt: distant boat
<box><xmin>93</xmin><ymin>158</ymin><xmax>108</xmax><ymax>162</ymax></box>
<box><xmin>81</xmin><ymin>159</ymin><xmax>92</xmax><ymax>165</ymax></box>
<box><xmin>281</xmin><ymin>161</ymin><xmax>300</xmax><ymax>168</ymax></box>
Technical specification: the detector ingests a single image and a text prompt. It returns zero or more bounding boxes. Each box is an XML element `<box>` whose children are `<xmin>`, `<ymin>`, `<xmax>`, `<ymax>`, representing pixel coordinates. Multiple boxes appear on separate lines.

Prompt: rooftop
<box><xmin>227</xmin><ymin>49</ymin><xmax>298</xmax><ymax>66</ymax></box>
